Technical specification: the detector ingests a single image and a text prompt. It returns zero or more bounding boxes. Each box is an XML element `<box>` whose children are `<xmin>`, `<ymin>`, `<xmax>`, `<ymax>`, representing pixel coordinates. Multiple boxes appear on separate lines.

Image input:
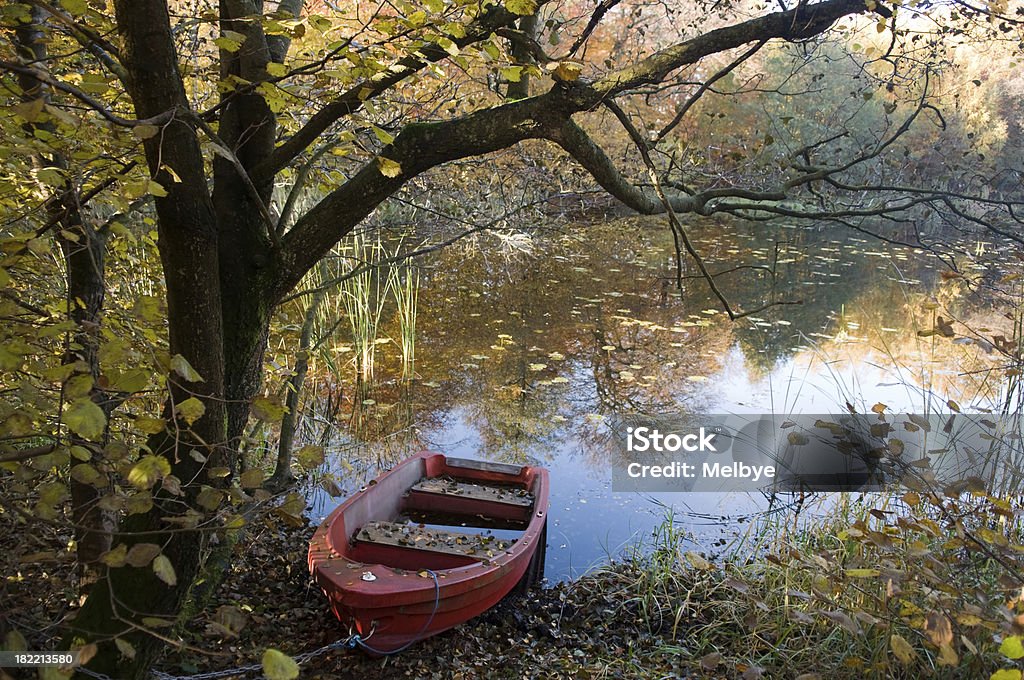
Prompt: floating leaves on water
<box><xmin>528</xmin><ymin>363</ymin><xmax>547</xmax><ymax>371</ymax></box>
<box><xmin>685</xmin><ymin>551</ymin><xmax>712</xmax><ymax>570</ymax></box>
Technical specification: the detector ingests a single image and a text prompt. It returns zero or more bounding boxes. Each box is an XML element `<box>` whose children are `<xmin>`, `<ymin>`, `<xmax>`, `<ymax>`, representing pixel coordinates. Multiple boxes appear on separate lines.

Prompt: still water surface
<box><xmin>305</xmin><ymin>217</ymin><xmax>1012</xmax><ymax>581</ymax></box>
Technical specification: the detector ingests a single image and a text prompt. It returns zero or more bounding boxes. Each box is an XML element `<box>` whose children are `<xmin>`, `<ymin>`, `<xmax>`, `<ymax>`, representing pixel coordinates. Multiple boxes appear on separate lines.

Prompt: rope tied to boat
<box><xmin>73</xmin><ymin>570</ymin><xmax>441</xmax><ymax>679</ymax></box>
<box><xmin>350</xmin><ymin>567</ymin><xmax>440</xmax><ymax>657</ymax></box>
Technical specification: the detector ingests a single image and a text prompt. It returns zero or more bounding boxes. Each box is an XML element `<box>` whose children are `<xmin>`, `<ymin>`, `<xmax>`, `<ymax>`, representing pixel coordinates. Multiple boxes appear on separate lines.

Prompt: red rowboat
<box><xmin>308</xmin><ymin>451</ymin><xmax>549</xmax><ymax>654</ymax></box>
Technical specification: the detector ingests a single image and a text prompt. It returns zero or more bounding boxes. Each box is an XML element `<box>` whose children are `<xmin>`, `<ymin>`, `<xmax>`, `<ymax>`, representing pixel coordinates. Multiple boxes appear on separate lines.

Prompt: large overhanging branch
<box><xmin>274</xmin><ymin>0</ymin><xmax>889</xmax><ymax>297</ymax></box>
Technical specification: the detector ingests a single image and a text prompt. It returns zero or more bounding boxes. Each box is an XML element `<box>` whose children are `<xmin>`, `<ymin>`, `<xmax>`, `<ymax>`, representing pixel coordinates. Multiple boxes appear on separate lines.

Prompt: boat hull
<box><xmin>308</xmin><ymin>451</ymin><xmax>549</xmax><ymax>653</ymax></box>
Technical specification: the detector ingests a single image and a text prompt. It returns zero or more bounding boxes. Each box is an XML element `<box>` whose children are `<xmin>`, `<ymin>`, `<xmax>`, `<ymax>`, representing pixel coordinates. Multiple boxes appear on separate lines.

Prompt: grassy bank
<box><xmin>141</xmin><ymin>486</ymin><xmax>1022</xmax><ymax>680</ymax></box>
<box><xmin>4</xmin><ymin>483</ymin><xmax>1022</xmax><ymax>678</ymax></box>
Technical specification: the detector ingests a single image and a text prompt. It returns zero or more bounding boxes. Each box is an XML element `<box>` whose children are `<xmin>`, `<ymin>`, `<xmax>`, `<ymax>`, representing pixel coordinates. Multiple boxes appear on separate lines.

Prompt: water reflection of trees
<box><xmin>305</xmin><ymin>216</ymin><xmax>1015</xmax><ymax>467</ymax></box>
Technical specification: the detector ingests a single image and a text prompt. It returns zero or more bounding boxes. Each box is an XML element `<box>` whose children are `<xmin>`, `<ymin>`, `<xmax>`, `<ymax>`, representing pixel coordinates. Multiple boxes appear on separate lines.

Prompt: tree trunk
<box><xmin>14</xmin><ymin>5</ymin><xmax>116</xmax><ymax>588</ymax></box>
<box><xmin>71</xmin><ymin>2</ymin><xmax>230</xmax><ymax>676</ymax></box>
<box><xmin>507</xmin><ymin>14</ymin><xmax>537</xmax><ymax>100</ymax></box>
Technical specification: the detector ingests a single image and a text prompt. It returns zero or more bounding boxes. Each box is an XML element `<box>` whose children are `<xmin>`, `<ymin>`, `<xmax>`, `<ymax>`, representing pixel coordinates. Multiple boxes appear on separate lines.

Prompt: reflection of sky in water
<box><xmin>419</xmin><ymin>338</ymin><xmax>941</xmax><ymax>582</ymax></box>
<box><xmin>307</xmin><ymin>221</ymin><xmax>1012</xmax><ymax>582</ymax></box>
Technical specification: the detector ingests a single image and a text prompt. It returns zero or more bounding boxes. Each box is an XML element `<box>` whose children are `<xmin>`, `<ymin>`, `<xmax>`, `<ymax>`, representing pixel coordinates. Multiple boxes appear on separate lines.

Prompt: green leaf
<box><xmin>114</xmin><ymin>637</ymin><xmax>136</xmax><ymax>660</ymax></box>
<box><xmin>152</xmin><ymin>554</ymin><xmax>177</xmax><ymax>586</ymax></box>
<box><xmin>196</xmin><ymin>486</ymin><xmax>224</xmax><ymax>511</ymax></box>
<box><xmin>239</xmin><ymin>468</ymin><xmax>264</xmax><ymax>489</ymax></box>
<box><xmin>214</xmin><ymin>31</ymin><xmax>246</xmax><ymax>52</ymax></box>
<box><xmin>124</xmin><ymin>543</ymin><xmax>161</xmax><ymax>568</ymax></box>
<box><xmin>1001</xmin><ymin>636</ymin><xmax>1024</xmax><ymax>660</ymax></box>
<box><xmin>176</xmin><ymin>397</ymin><xmax>205</xmax><ymax>425</ymax></box>
<box><xmin>262</xmin><ymin>648</ymin><xmax>299</xmax><ymax>680</ymax></box>
<box><xmin>37</xmin><ymin>167</ymin><xmax>66</xmax><ymax>187</ymax></box>
<box><xmin>59</xmin><ymin>0</ymin><xmax>88</xmax><ymax>15</ymax></box>
<box><xmin>251</xmin><ymin>397</ymin><xmax>286</xmax><ymax>422</ymax></box>
<box><xmin>501</xmin><ymin>66</ymin><xmax>523</xmax><ymax>83</ymax></box>
<box><xmin>65</xmin><ymin>373</ymin><xmax>94</xmax><ymax>399</ymax></box>
<box><xmin>128</xmin><ymin>455</ymin><xmax>171</xmax><ymax>489</ymax></box>
<box><xmin>108</xmin><ymin>368</ymin><xmax>149</xmax><ymax>393</ymax></box>
<box><xmin>505</xmin><ymin>0</ymin><xmax>537</xmax><ymax>15</ymax></box>
<box><xmin>437</xmin><ymin>37</ymin><xmax>459</xmax><ymax>56</ymax></box>
<box><xmin>170</xmin><ymin>355</ymin><xmax>203</xmax><ymax>382</ymax></box>
<box><xmin>296</xmin><ymin>444</ymin><xmax>325</xmax><ymax>470</ymax></box>
<box><xmin>266</xmin><ymin>62</ymin><xmax>288</xmax><ymax>77</ymax></box>
<box><xmin>65</xmin><ymin>398</ymin><xmax>106</xmax><ymax>439</ymax></box>
<box><xmin>135</xmin><ymin>416</ymin><xmax>167</xmax><ymax>435</ymax></box>
<box><xmin>146</xmin><ymin>179</ymin><xmax>168</xmax><ymax>197</ymax></box>
<box><xmin>71</xmin><ymin>463</ymin><xmax>104</xmax><ymax>487</ymax></box>
<box><xmin>371</xmin><ymin>126</ymin><xmax>394</xmax><ymax>145</ymax></box>
<box><xmin>100</xmin><ymin>544</ymin><xmax>128</xmax><ymax>567</ymax></box>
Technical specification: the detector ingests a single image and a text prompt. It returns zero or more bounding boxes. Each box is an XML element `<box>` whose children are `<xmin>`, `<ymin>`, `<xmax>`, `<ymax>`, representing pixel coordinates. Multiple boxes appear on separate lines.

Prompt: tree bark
<box><xmin>14</xmin><ymin>5</ymin><xmax>116</xmax><ymax>586</ymax></box>
<box><xmin>70</xmin><ymin>2</ymin><xmax>229</xmax><ymax>677</ymax></box>
<box><xmin>507</xmin><ymin>14</ymin><xmax>538</xmax><ymax>100</ymax></box>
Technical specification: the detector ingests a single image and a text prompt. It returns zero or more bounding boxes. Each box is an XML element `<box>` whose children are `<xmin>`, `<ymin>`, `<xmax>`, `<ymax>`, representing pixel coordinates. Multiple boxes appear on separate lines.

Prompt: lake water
<box><xmin>304</xmin><ymin>216</ymin><xmax>1015</xmax><ymax>581</ymax></box>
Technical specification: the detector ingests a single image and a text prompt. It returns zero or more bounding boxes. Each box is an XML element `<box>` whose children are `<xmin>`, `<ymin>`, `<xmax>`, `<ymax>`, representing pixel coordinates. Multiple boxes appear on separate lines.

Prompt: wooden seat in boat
<box><xmin>409</xmin><ymin>477</ymin><xmax>533</xmax><ymax>508</ymax></box>
<box><xmin>355</xmin><ymin>520</ymin><xmax>515</xmax><ymax>559</ymax></box>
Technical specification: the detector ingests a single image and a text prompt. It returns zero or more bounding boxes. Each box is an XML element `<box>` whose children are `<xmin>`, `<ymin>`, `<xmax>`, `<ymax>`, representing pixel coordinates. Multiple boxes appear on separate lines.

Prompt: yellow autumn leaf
<box><xmin>176</xmin><ymin>396</ymin><xmax>205</xmax><ymax>425</ymax></box>
<box><xmin>152</xmin><ymin>554</ymin><xmax>177</xmax><ymax>586</ymax></box>
<box><xmin>378</xmin><ymin>157</ymin><xmax>402</xmax><ymax>177</ymax></box>
<box><xmin>128</xmin><ymin>455</ymin><xmax>171</xmax><ymax>489</ymax></box>
<box><xmin>992</xmin><ymin>670</ymin><xmax>1023</xmax><ymax>680</ymax></box>
<box><xmin>505</xmin><ymin>0</ymin><xmax>537</xmax><ymax>15</ymax></box>
<box><xmin>1001</xmin><ymin>636</ymin><xmax>1024</xmax><ymax>660</ymax></box>
<box><xmin>685</xmin><ymin>551</ymin><xmax>712</xmax><ymax>570</ymax></box>
<box><xmin>262</xmin><ymin>648</ymin><xmax>299</xmax><ymax>680</ymax></box>
<box><xmin>552</xmin><ymin>61</ymin><xmax>583</xmax><ymax>82</ymax></box>
<box><xmin>890</xmin><ymin>634</ymin><xmax>916</xmax><ymax>664</ymax></box>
